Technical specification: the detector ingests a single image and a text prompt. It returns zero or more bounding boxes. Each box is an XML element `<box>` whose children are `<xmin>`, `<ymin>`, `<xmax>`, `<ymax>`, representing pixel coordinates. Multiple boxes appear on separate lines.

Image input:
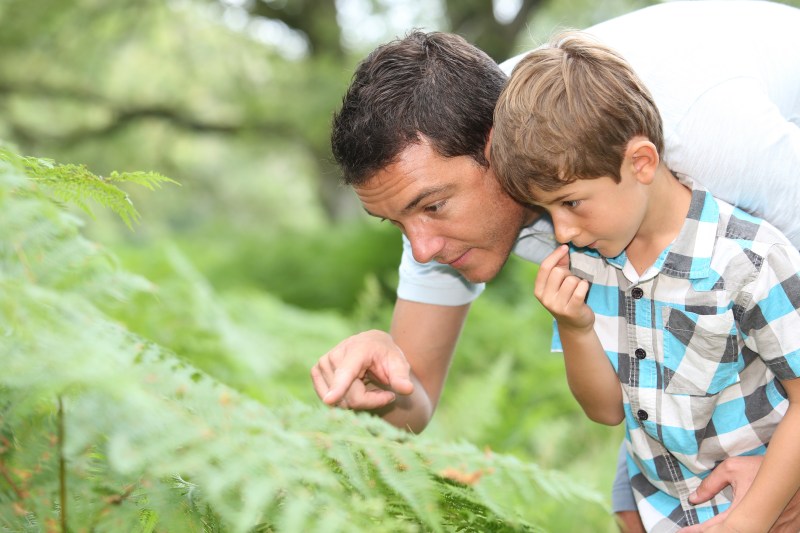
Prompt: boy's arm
<box><xmin>536</xmin><ymin>245</ymin><xmax>623</xmax><ymax>425</ymax></box>
<box><xmin>710</xmin><ymin>378</ymin><xmax>800</xmax><ymax>532</ymax></box>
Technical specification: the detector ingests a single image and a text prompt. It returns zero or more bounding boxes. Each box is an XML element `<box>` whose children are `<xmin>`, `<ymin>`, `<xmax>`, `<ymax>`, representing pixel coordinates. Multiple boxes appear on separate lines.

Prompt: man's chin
<box><xmin>456</xmin><ymin>262</ymin><xmax>505</xmax><ymax>284</ymax></box>
<box><xmin>451</xmin><ymin>246</ymin><xmax>514</xmax><ymax>283</ymax></box>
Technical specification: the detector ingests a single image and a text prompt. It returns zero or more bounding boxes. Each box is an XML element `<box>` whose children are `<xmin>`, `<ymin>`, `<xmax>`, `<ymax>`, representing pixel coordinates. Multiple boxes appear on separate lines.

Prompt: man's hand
<box><xmin>534</xmin><ymin>244</ymin><xmax>593</xmax><ymax>331</ymax></box>
<box><xmin>311</xmin><ymin>329</ymin><xmax>415</xmax><ymax>411</ymax></box>
<box><xmin>678</xmin><ymin>455</ymin><xmax>800</xmax><ymax>532</ymax></box>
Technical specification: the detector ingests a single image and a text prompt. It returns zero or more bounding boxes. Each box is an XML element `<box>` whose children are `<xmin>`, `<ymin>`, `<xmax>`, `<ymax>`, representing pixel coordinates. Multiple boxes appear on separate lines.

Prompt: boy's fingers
<box><xmin>555</xmin><ymin>247</ymin><xmax>570</xmax><ymax>269</ymax></box>
<box><xmin>538</xmin><ymin>244</ymin><xmax>569</xmax><ymax>275</ymax></box>
<box><xmin>543</xmin><ymin>264</ymin><xmax>568</xmax><ymax>296</ymax></box>
<box><xmin>572</xmin><ymin>279</ymin><xmax>590</xmax><ymax>304</ymax></box>
<box><xmin>535</xmin><ymin>245</ymin><xmax>569</xmax><ymax>296</ymax></box>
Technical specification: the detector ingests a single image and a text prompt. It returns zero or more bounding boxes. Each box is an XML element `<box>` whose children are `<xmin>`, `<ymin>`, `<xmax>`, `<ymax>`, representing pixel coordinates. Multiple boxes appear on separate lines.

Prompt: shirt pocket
<box><xmin>662</xmin><ymin>307</ymin><xmax>742</xmax><ymax>396</ymax></box>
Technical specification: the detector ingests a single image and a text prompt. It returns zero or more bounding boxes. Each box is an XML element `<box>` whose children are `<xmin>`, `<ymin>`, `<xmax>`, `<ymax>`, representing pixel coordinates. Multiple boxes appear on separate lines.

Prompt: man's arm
<box><xmin>714</xmin><ymin>379</ymin><xmax>800</xmax><ymax>532</ymax></box>
<box><xmin>311</xmin><ymin>298</ymin><xmax>469</xmax><ymax>433</ymax></box>
<box><xmin>681</xmin><ymin>456</ymin><xmax>800</xmax><ymax>533</ymax></box>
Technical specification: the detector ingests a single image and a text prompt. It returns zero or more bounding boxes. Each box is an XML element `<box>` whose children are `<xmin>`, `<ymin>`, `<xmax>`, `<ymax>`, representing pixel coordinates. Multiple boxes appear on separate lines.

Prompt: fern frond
<box><xmin>0</xmin><ymin>147</ymin><xmax>177</xmax><ymax>229</ymax></box>
<box><xmin>0</xmin><ymin>147</ymin><xmax>611</xmax><ymax>532</ymax></box>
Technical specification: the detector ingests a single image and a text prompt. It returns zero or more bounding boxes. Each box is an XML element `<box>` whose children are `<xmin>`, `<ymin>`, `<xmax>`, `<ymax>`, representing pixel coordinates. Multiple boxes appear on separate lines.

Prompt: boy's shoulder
<box><xmin>713</xmin><ymin>194</ymin><xmax>795</xmax><ymax>254</ymax></box>
<box><xmin>708</xmin><ymin>193</ymin><xmax>800</xmax><ymax>292</ymax></box>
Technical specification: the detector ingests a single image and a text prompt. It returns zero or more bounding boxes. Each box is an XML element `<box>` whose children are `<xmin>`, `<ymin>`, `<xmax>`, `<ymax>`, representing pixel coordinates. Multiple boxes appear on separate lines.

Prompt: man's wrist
<box><xmin>720</xmin><ymin>517</ymin><xmax>754</xmax><ymax>533</ymax></box>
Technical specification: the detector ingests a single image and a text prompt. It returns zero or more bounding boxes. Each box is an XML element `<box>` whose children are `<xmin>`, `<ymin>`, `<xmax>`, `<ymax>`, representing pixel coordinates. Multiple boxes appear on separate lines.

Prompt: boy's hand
<box><xmin>535</xmin><ymin>244</ymin><xmax>593</xmax><ymax>331</ymax></box>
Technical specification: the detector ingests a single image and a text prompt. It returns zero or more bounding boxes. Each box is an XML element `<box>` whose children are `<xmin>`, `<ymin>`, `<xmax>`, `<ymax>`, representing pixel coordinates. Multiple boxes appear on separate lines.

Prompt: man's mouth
<box><xmin>447</xmin><ymin>250</ymin><xmax>470</xmax><ymax>269</ymax></box>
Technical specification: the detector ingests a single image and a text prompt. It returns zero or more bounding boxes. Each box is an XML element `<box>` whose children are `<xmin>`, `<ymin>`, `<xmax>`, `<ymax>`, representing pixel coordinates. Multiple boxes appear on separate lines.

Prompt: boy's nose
<box><xmin>554</xmin><ymin>221</ymin><xmax>580</xmax><ymax>246</ymax></box>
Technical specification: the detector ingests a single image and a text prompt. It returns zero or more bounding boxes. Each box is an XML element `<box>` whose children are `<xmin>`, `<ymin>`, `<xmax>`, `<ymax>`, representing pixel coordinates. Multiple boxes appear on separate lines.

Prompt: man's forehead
<box><xmin>364</xmin><ymin>143</ymin><xmax>458</xmax><ymax>187</ymax></box>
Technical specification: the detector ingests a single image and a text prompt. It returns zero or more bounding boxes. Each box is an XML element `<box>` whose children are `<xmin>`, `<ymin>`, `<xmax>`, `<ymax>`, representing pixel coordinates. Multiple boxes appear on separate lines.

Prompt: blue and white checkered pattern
<box><xmin>554</xmin><ymin>178</ymin><xmax>800</xmax><ymax>531</ymax></box>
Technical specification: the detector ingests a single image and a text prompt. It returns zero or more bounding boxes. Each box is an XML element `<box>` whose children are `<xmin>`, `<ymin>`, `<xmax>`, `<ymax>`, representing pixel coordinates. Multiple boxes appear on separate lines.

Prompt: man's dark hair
<box><xmin>331</xmin><ymin>30</ymin><xmax>506</xmax><ymax>185</ymax></box>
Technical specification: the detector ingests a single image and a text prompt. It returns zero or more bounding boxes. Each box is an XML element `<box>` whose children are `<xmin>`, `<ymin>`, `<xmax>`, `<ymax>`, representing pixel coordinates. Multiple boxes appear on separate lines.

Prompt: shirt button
<box><xmin>631</xmin><ymin>287</ymin><xmax>644</xmax><ymax>299</ymax></box>
<box><xmin>635</xmin><ymin>348</ymin><xmax>646</xmax><ymax>359</ymax></box>
<box><xmin>637</xmin><ymin>409</ymin><xmax>648</xmax><ymax>421</ymax></box>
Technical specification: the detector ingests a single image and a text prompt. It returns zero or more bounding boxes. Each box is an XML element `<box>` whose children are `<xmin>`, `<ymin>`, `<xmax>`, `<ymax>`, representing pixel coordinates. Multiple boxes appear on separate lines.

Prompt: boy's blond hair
<box><xmin>491</xmin><ymin>31</ymin><xmax>664</xmax><ymax>204</ymax></box>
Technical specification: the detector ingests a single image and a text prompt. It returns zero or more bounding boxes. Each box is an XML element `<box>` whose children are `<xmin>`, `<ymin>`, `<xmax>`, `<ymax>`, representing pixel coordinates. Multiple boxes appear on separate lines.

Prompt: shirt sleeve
<box><xmin>551</xmin><ymin>320</ymin><xmax>563</xmax><ymax>353</ymax></box>
<box><xmin>740</xmin><ymin>243</ymin><xmax>800</xmax><ymax>380</ymax></box>
<box><xmin>396</xmin><ymin>235</ymin><xmax>485</xmax><ymax>306</ymax></box>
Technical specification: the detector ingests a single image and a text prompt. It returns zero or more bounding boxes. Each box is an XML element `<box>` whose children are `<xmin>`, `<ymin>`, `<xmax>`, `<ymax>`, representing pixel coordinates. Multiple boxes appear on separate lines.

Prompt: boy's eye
<box><xmin>562</xmin><ymin>200</ymin><xmax>581</xmax><ymax>208</ymax></box>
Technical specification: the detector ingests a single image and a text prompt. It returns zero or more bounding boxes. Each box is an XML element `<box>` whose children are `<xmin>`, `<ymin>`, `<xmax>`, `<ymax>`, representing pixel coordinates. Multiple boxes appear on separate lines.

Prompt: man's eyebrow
<box><xmin>402</xmin><ymin>185</ymin><xmax>451</xmax><ymax>214</ymax></box>
<box><xmin>362</xmin><ymin>207</ymin><xmax>381</xmax><ymax>219</ymax></box>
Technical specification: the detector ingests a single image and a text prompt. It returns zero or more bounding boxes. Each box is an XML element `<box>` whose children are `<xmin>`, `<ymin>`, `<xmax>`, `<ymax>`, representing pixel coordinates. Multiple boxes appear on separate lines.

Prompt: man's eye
<box><xmin>425</xmin><ymin>201</ymin><xmax>446</xmax><ymax>213</ymax></box>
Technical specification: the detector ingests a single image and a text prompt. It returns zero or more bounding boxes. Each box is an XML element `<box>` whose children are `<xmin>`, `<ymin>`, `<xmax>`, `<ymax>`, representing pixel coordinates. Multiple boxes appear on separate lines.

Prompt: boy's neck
<box><xmin>626</xmin><ymin>166</ymin><xmax>692</xmax><ymax>275</ymax></box>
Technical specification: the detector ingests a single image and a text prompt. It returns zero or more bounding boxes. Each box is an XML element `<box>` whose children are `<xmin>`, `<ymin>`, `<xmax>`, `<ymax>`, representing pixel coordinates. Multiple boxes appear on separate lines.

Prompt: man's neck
<box><xmin>626</xmin><ymin>167</ymin><xmax>692</xmax><ymax>275</ymax></box>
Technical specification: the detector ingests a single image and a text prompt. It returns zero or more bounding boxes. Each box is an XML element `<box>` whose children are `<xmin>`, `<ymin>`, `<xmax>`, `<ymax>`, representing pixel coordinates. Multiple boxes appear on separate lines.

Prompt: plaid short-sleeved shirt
<box><xmin>555</xmin><ymin>178</ymin><xmax>800</xmax><ymax>531</ymax></box>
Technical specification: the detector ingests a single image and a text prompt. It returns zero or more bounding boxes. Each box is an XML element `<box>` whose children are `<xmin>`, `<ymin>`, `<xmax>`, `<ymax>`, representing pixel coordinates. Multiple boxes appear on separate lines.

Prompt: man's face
<box><xmin>354</xmin><ymin>138</ymin><xmax>538</xmax><ymax>283</ymax></box>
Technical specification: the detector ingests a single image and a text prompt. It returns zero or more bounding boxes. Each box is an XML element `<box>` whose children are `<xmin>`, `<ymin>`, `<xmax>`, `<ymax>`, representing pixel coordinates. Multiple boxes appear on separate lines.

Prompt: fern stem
<box><xmin>13</xmin><ymin>240</ymin><xmax>36</xmax><ymax>283</ymax></box>
<box><xmin>58</xmin><ymin>396</ymin><xmax>68</xmax><ymax>533</ymax></box>
<box><xmin>0</xmin><ymin>456</ymin><xmax>26</xmax><ymax>500</ymax></box>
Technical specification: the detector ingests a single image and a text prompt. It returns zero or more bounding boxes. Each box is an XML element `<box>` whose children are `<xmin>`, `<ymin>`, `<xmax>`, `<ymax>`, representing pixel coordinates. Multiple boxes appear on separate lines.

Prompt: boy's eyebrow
<box><xmin>531</xmin><ymin>190</ymin><xmax>572</xmax><ymax>205</ymax></box>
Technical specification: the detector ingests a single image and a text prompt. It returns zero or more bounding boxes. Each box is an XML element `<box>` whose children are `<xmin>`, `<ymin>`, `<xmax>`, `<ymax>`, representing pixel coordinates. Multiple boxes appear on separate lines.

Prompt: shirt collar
<box><xmin>605</xmin><ymin>176</ymin><xmax>719</xmax><ymax>280</ymax></box>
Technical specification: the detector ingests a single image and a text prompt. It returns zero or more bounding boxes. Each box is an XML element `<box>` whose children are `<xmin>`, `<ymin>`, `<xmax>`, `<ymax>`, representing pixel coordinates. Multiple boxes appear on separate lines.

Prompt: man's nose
<box><xmin>407</xmin><ymin>224</ymin><xmax>446</xmax><ymax>264</ymax></box>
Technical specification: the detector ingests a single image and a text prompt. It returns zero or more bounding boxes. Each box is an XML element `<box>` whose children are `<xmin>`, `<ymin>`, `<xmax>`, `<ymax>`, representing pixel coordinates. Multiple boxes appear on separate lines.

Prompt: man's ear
<box><xmin>484</xmin><ymin>127</ymin><xmax>494</xmax><ymax>163</ymax></box>
<box><xmin>623</xmin><ymin>136</ymin><xmax>660</xmax><ymax>185</ymax></box>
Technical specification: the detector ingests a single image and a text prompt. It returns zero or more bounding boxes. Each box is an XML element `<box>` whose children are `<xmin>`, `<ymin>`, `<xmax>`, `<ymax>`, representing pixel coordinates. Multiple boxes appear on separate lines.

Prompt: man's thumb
<box><xmin>385</xmin><ymin>358</ymin><xmax>413</xmax><ymax>395</ymax></box>
<box><xmin>689</xmin><ymin>470</ymin><xmax>729</xmax><ymax>504</ymax></box>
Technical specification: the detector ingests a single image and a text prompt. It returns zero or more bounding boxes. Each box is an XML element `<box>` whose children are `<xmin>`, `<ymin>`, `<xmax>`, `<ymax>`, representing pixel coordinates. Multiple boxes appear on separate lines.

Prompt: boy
<box><xmin>490</xmin><ymin>31</ymin><xmax>800</xmax><ymax>532</ymax></box>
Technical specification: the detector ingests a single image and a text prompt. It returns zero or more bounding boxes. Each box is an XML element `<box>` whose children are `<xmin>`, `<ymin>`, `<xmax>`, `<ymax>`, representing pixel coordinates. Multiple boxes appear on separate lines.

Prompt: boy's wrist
<box><xmin>556</xmin><ymin>320</ymin><xmax>594</xmax><ymax>337</ymax></box>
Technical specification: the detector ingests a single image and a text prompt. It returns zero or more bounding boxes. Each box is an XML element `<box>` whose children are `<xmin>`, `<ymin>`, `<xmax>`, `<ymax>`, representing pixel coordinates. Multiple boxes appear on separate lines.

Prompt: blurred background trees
<box><xmin>0</xmin><ymin>0</ymin><xmax>667</xmax><ymax>231</ymax></box>
<box><xmin>4</xmin><ymin>0</ymin><xmax>797</xmax><ymax>234</ymax></box>
<box><xmin>2</xmin><ymin>0</ymin><xmax>799</xmax><ymax>529</ymax></box>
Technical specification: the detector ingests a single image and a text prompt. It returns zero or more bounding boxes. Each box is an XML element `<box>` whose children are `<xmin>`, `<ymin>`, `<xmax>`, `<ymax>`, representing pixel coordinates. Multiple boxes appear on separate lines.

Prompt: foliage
<box><xmin>189</xmin><ymin>221</ymin><xmax>401</xmax><ymax>312</ymax></box>
<box><xmin>0</xmin><ymin>149</ymin><xmax>614</xmax><ymax>531</ymax></box>
<box><xmin>0</xmin><ymin>149</ymin><xmax>176</xmax><ymax>229</ymax></box>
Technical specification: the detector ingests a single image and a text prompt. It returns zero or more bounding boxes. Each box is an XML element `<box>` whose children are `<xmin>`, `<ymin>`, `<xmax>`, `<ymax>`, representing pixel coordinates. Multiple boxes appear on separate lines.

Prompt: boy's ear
<box><xmin>624</xmin><ymin>136</ymin><xmax>660</xmax><ymax>185</ymax></box>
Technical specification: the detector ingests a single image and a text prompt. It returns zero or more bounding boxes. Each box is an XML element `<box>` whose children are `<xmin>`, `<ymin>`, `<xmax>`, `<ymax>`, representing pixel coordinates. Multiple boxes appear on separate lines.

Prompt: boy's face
<box><xmin>529</xmin><ymin>172</ymin><xmax>649</xmax><ymax>258</ymax></box>
<box><xmin>354</xmin><ymin>138</ymin><xmax>541</xmax><ymax>283</ymax></box>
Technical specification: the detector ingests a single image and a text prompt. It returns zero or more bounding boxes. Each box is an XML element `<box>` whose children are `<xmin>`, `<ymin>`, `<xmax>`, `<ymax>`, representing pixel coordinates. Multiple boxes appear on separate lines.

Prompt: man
<box><xmin>311</xmin><ymin>2</ymin><xmax>800</xmax><ymax>531</ymax></box>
